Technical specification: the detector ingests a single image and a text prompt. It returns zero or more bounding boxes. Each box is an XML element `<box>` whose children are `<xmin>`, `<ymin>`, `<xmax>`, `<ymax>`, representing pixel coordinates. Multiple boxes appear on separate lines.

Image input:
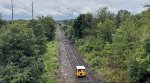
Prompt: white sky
<box><xmin>0</xmin><ymin>0</ymin><xmax>149</xmax><ymax>20</ymax></box>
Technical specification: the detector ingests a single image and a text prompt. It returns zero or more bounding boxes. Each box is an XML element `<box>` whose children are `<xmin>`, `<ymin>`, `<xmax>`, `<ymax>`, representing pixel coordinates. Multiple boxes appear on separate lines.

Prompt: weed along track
<box><xmin>58</xmin><ymin>29</ymin><xmax>104</xmax><ymax>83</ymax></box>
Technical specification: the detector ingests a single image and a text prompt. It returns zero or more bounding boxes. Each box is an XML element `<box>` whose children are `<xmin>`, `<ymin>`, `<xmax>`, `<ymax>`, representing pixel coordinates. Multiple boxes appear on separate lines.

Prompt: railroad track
<box><xmin>59</xmin><ymin>29</ymin><xmax>92</xmax><ymax>83</ymax></box>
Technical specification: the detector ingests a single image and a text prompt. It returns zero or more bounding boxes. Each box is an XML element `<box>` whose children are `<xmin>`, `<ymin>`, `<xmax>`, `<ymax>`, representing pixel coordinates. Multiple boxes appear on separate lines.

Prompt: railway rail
<box><xmin>59</xmin><ymin>29</ymin><xmax>92</xmax><ymax>83</ymax></box>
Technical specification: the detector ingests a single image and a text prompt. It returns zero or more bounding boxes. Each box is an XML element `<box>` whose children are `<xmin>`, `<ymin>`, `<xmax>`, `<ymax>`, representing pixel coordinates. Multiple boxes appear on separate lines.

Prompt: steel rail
<box><xmin>60</xmin><ymin>30</ymin><xmax>91</xmax><ymax>83</ymax></box>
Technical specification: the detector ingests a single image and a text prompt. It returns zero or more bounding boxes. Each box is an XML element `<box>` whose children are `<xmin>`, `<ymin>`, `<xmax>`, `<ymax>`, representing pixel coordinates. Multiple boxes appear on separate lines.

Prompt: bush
<box><xmin>128</xmin><ymin>58</ymin><xmax>146</xmax><ymax>83</ymax></box>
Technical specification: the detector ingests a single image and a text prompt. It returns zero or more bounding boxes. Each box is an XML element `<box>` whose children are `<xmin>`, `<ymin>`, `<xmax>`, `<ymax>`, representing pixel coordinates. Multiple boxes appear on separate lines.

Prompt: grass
<box><xmin>40</xmin><ymin>40</ymin><xmax>59</xmax><ymax>83</ymax></box>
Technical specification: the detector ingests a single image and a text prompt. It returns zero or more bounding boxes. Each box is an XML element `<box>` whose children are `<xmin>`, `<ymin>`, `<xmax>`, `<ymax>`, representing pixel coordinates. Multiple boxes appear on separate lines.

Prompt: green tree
<box><xmin>0</xmin><ymin>25</ymin><xmax>44</xmax><ymax>82</ymax></box>
<box><xmin>97</xmin><ymin>7</ymin><xmax>116</xmax><ymax>23</ymax></box>
<box><xmin>0</xmin><ymin>14</ymin><xmax>4</xmax><ymax>28</ymax></box>
<box><xmin>73</xmin><ymin>13</ymin><xmax>93</xmax><ymax>38</ymax></box>
<box><xmin>38</xmin><ymin>16</ymin><xmax>55</xmax><ymax>40</ymax></box>
<box><xmin>28</xmin><ymin>20</ymin><xmax>47</xmax><ymax>55</ymax></box>
<box><xmin>116</xmin><ymin>10</ymin><xmax>131</xmax><ymax>27</ymax></box>
<box><xmin>96</xmin><ymin>19</ymin><xmax>116</xmax><ymax>43</ymax></box>
<box><xmin>128</xmin><ymin>58</ymin><xmax>146</xmax><ymax>83</ymax></box>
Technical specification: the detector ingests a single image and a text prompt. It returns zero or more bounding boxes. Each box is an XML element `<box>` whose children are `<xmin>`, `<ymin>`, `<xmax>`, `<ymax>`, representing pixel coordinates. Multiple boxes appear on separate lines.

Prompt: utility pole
<box><xmin>143</xmin><ymin>0</ymin><xmax>150</xmax><ymax>8</ymax></box>
<box><xmin>32</xmin><ymin>2</ymin><xmax>33</xmax><ymax>20</ymax></box>
<box><xmin>11</xmin><ymin>0</ymin><xmax>13</xmax><ymax>24</ymax></box>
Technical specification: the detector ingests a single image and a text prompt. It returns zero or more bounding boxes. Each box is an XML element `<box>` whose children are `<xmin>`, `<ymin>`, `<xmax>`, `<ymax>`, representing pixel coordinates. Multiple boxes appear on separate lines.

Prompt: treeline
<box><xmin>0</xmin><ymin>16</ymin><xmax>56</xmax><ymax>82</ymax></box>
<box><xmin>62</xmin><ymin>7</ymin><xmax>150</xmax><ymax>83</ymax></box>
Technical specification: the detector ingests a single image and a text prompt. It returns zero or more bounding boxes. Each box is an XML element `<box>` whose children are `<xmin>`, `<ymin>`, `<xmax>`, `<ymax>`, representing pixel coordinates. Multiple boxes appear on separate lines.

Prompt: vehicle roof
<box><xmin>76</xmin><ymin>66</ymin><xmax>85</xmax><ymax>69</ymax></box>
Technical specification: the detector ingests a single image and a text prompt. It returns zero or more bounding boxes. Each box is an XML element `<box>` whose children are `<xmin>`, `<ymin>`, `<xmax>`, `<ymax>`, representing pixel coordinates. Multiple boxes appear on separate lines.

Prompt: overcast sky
<box><xmin>0</xmin><ymin>0</ymin><xmax>149</xmax><ymax>20</ymax></box>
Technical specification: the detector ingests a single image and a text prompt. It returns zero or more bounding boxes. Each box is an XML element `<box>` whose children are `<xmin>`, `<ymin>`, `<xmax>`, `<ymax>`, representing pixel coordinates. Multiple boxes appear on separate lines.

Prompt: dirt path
<box><xmin>58</xmin><ymin>29</ymin><xmax>104</xmax><ymax>83</ymax></box>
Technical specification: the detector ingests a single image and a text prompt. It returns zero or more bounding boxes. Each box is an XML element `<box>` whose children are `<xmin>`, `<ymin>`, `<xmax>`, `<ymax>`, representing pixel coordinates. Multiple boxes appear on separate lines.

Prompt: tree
<box><xmin>30</xmin><ymin>16</ymin><xmax>55</xmax><ymax>41</ymax></box>
<box><xmin>96</xmin><ymin>19</ymin><xmax>116</xmax><ymax>43</ymax></box>
<box><xmin>0</xmin><ymin>25</ymin><xmax>44</xmax><ymax>82</ymax></box>
<box><xmin>73</xmin><ymin>13</ymin><xmax>93</xmax><ymax>38</ymax></box>
<box><xmin>116</xmin><ymin>10</ymin><xmax>131</xmax><ymax>27</ymax></box>
<box><xmin>38</xmin><ymin>16</ymin><xmax>55</xmax><ymax>40</ymax></box>
<box><xmin>97</xmin><ymin>7</ymin><xmax>116</xmax><ymax>23</ymax></box>
<box><xmin>0</xmin><ymin>14</ymin><xmax>4</xmax><ymax>28</ymax></box>
<box><xmin>28</xmin><ymin>20</ymin><xmax>47</xmax><ymax>55</ymax></box>
<box><xmin>128</xmin><ymin>58</ymin><xmax>146</xmax><ymax>83</ymax></box>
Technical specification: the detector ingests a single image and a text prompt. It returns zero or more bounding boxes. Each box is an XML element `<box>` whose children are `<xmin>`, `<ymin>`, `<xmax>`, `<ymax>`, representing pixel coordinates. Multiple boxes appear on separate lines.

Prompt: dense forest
<box><xmin>0</xmin><ymin>16</ymin><xmax>59</xmax><ymax>82</ymax></box>
<box><xmin>61</xmin><ymin>7</ymin><xmax>150</xmax><ymax>83</ymax></box>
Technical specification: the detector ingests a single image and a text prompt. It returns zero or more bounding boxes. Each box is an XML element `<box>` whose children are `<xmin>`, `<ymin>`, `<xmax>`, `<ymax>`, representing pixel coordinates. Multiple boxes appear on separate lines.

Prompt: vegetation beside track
<box><xmin>61</xmin><ymin>7</ymin><xmax>150</xmax><ymax>83</ymax></box>
<box><xmin>40</xmin><ymin>40</ymin><xmax>59</xmax><ymax>83</ymax></box>
<box><xmin>0</xmin><ymin>16</ymin><xmax>59</xmax><ymax>83</ymax></box>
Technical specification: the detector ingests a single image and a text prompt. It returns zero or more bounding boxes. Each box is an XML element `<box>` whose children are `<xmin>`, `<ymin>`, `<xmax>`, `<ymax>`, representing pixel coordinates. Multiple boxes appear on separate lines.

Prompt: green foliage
<box><xmin>116</xmin><ymin>10</ymin><xmax>131</xmax><ymax>27</ymax></box>
<box><xmin>144</xmin><ymin>37</ymin><xmax>150</xmax><ymax>54</ymax></box>
<box><xmin>0</xmin><ymin>25</ymin><xmax>36</xmax><ymax>65</ymax></box>
<box><xmin>97</xmin><ymin>7</ymin><xmax>116</xmax><ymax>23</ymax></box>
<box><xmin>128</xmin><ymin>58</ymin><xmax>146</xmax><ymax>83</ymax></box>
<box><xmin>40</xmin><ymin>41</ymin><xmax>59</xmax><ymax>83</ymax></box>
<box><xmin>0</xmin><ymin>25</ymin><xmax>44</xmax><ymax>82</ymax></box>
<box><xmin>0</xmin><ymin>14</ymin><xmax>6</xmax><ymax>28</ymax></box>
<box><xmin>38</xmin><ymin>16</ymin><xmax>55</xmax><ymax>40</ymax></box>
<box><xmin>89</xmin><ymin>57</ymin><xmax>101</xmax><ymax>70</ymax></box>
<box><xmin>29</xmin><ymin>22</ymin><xmax>47</xmax><ymax>55</ymax></box>
<box><xmin>96</xmin><ymin>18</ymin><xmax>116</xmax><ymax>43</ymax></box>
<box><xmin>63</xmin><ymin>7</ymin><xmax>150</xmax><ymax>83</ymax></box>
<box><xmin>0</xmin><ymin>16</ymin><xmax>57</xmax><ymax>82</ymax></box>
<box><xmin>29</xmin><ymin>16</ymin><xmax>55</xmax><ymax>41</ymax></box>
<box><xmin>73</xmin><ymin>13</ymin><xmax>93</xmax><ymax>38</ymax></box>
